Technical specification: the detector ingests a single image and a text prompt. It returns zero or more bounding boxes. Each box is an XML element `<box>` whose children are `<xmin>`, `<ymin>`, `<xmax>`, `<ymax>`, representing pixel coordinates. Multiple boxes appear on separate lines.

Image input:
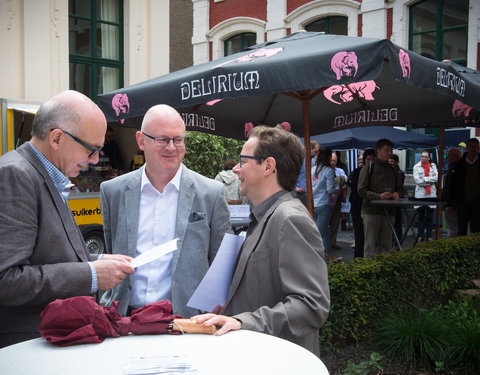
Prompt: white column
<box><xmin>266</xmin><ymin>0</ymin><xmax>286</xmax><ymax>40</ymax></box>
<box><xmin>192</xmin><ymin>0</ymin><xmax>210</xmax><ymax>65</ymax></box>
<box><xmin>24</xmin><ymin>0</ymin><xmax>54</xmax><ymax>99</ymax></box>
<box><xmin>467</xmin><ymin>0</ymin><xmax>480</xmax><ymax>69</ymax></box>
<box><xmin>150</xmin><ymin>0</ymin><xmax>170</xmax><ymax>78</ymax></box>
<box><xmin>360</xmin><ymin>0</ymin><xmax>387</xmax><ymax>39</ymax></box>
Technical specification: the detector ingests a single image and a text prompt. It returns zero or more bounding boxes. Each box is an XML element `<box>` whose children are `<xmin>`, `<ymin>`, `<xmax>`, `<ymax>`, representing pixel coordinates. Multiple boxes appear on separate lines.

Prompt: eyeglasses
<box><xmin>142</xmin><ymin>132</ymin><xmax>187</xmax><ymax>147</ymax></box>
<box><xmin>61</xmin><ymin>129</ymin><xmax>103</xmax><ymax>158</ymax></box>
<box><xmin>239</xmin><ymin>154</ymin><xmax>263</xmax><ymax>167</ymax></box>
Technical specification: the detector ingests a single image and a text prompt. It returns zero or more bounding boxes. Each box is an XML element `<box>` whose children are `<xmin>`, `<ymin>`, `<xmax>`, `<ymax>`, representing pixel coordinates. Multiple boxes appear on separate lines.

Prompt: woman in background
<box><xmin>413</xmin><ymin>151</ymin><xmax>438</xmax><ymax>241</ymax></box>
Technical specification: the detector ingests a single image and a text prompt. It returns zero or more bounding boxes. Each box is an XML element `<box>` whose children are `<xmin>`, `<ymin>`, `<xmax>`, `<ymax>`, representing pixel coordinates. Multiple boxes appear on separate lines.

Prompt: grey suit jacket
<box><xmin>224</xmin><ymin>192</ymin><xmax>330</xmax><ymax>356</ymax></box>
<box><xmin>0</xmin><ymin>143</ymin><xmax>94</xmax><ymax>346</ymax></box>
<box><xmin>100</xmin><ymin>164</ymin><xmax>231</xmax><ymax>317</ymax></box>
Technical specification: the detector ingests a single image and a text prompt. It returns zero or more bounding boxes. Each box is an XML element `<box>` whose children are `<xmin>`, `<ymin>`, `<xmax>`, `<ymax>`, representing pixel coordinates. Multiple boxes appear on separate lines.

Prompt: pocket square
<box><xmin>189</xmin><ymin>212</ymin><xmax>205</xmax><ymax>222</ymax></box>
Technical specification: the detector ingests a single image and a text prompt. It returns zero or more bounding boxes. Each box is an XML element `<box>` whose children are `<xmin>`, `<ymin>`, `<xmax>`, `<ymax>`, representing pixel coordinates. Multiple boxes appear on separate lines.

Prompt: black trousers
<box><xmin>457</xmin><ymin>198</ymin><xmax>480</xmax><ymax>235</ymax></box>
<box><xmin>351</xmin><ymin>208</ymin><xmax>364</xmax><ymax>258</ymax></box>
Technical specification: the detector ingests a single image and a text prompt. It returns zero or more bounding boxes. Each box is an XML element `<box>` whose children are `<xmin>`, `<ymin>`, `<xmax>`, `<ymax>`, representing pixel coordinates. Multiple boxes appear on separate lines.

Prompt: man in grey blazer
<box><xmin>0</xmin><ymin>91</ymin><xmax>134</xmax><ymax>348</ymax></box>
<box><xmin>100</xmin><ymin>104</ymin><xmax>231</xmax><ymax>318</ymax></box>
<box><xmin>194</xmin><ymin>126</ymin><xmax>330</xmax><ymax>356</ymax></box>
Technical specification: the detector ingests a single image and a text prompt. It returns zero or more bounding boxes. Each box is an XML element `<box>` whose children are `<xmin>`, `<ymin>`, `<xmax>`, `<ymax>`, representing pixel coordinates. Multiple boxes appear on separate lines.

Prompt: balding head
<box><xmin>141</xmin><ymin>104</ymin><xmax>185</xmax><ymax>134</ymax></box>
<box><xmin>32</xmin><ymin>90</ymin><xmax>106</xmax><ymax>140</ymax></box>
<box><xmin>447</xmin><ymin>147</ymin><xmax>462</xmax><ymax>164</ymax></box>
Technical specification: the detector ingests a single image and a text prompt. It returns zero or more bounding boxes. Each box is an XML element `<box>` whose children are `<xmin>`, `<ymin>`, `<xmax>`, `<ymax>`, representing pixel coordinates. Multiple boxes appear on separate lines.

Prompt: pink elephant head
<box><xmin>324</xmin><ymin>80</ymin><xmax>379</xmax><ymax>105</ymax></box>
<box><xmin>452</xmin><ymin>100</ymin><xmax>472</xmax><ymax>118</ymax></box>
<box><xmin>111</xmin><ymin>94</ymin><xmax>130</xmax><ymax>124</ymax></box>
<box><xmin>330</xmin><ymin>51</ymin><xmax>358</xmax><ymax>80</ymax></box>
<box><xmin>217</xmin><ymin>47</ymin><xmax>284</xmax><ymax>67</ymax></box>
<box><xmin>244</xmin><ymin>122</ymin><xmax>254</xmax><ymax>138</ymax></box>
<box><xmin>276</xmin><ymin>121</ymin><xmax>291</xmax><ymax>132</ymax></box>
<box><xmin>399</xmin><ymin>49</ymin><xmax>411</xmax><ymax>78</ymax></box>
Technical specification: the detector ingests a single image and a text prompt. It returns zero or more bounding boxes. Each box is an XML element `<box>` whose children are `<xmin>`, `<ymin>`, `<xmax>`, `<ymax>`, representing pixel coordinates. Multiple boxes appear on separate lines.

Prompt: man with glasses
<box><xmin>100</xmin><ymin>104</ymin><xmax>231</xmax><ymax>318</ymax></box>
<box><xmin>193</xmin><ymin>126</ymin><xmax>330</xmax><ymax>357</ymax></box>
<box><xmin>0</xmin><ymin>90</ymin><xmax>134</xmax><ymax>347</ymax></box>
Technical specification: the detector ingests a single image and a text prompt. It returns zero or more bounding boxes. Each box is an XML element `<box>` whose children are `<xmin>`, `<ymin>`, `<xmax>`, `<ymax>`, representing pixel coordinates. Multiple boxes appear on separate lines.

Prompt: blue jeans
<box><xmin>315</xmin><ymin>205</ymin><xmax>333</xmax><ymax>256</ymax></box>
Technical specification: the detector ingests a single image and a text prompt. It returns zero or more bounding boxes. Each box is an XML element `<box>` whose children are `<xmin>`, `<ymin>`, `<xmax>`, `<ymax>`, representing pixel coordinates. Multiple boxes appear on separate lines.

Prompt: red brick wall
<box><xmin>210</xmin><ymin>0</ymin><xmax>267</xmax><ymax>29</ymax></box>
<box><xmin>357</xmin><ymin>14</ymin><xmax>362</xmax><ymax>36</ymax></box>
<box><xmin>287</xmin><ymin>0</ymin><xmax>311</xmax><ymax>14</ymax></box>
<box><xmin>386</xmin><ymin>8</ymin><xmax>393</xmax><ymax>40</ymax></box>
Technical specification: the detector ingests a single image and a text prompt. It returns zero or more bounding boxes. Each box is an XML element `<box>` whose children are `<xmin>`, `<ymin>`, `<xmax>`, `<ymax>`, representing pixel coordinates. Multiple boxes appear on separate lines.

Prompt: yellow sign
<box><xmin>68</xmin><ymin>198</ymin><xmax>103</xmax><ymax>226</ymax></box>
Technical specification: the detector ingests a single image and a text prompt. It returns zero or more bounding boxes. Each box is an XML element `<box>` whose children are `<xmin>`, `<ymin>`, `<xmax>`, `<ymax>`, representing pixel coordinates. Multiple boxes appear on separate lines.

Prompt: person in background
<box><xmin>413</xmin><ymin>151</ymin><xmax>438</xmax><ymax>242</ymax></box>
<box><xmin>193</xmin><ymin>126</ymin><xmax>330</xmax><ymax>357</ymax></box>
<box><xmin>100</xmin><ymin>104</ymin><xmax>231</xmax><ymax>317</ymax></box>
<box><xmin>349</xmin><ymin>149</ymin><xmax>375</xmax><ymax>258</ymax></box>
<box><xmin>329</xmin><ymin>152</ymin><xmax>348</xmax><ymax>252</ymax></box>
<box><xmin>312</xmin><ymin>147</ymin><xmax>337</xmax><ymax>261</ymax></box>
<box><xmin>103</xmin><ymin>125</ymin><xmax>124</xmax><ymax>174</ymax></box>
<box><xmin>388</xmin><ymin>154</ymin><xmax>405</xmax><ymax>244</ymax></box>
<box><xmin>442</xmin><ymin>147</ymin><xmax>462</xmax><ymax>237</ymax></box>
<box><xmin>0</xmin><ymin>90</ymin><xmax>134</xmax><ymax>348</ymax></box>
<box><xmin>215</xmin><ymin>159</ymin><xmax>244</xmax><ymax>204</ymax></box>
<box><xmin>358</xmin><ymin>138</ymin><xmax>403</xmax><ymax>258</ymax></box>
<box><xmin>294</xmin><ymin>140</ymin><xmax>320</xmax><ymax>207</ymax></box>
<box><xmin>445</xmin><ymin>138</ymin><xmax>480</xmax><ymax>236</ymax></box>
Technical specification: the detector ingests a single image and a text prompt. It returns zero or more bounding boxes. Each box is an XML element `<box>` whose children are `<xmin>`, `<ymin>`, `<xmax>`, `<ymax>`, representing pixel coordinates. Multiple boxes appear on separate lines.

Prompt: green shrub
<box><xmin>319</xmin><ymin>234</ymin><xmax>480</xmax><ymax>353</ymax></box>
<box><xmin>372</xmin><ymin>297</ymin><xmax>480</xmax><ymax>372</ymax></box>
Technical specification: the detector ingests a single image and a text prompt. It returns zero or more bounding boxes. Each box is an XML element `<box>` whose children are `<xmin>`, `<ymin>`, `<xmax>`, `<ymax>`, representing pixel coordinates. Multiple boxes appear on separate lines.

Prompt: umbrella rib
<box><xmin>261</xmin><ymin>93</ymin><xmax>278</xmax><ymax>123</ymax></box>
<box><xmin>345</xmin><ymin>84</ymin><xmax>367</xmax><ymax>108</ymax></box>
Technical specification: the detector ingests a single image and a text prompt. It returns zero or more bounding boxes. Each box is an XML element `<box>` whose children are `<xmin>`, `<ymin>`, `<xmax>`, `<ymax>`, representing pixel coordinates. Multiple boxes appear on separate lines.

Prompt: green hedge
<box><xmin>319</xmin><ymin>234</ymin><xmax>480</xmax><ymax>352</ymax></box>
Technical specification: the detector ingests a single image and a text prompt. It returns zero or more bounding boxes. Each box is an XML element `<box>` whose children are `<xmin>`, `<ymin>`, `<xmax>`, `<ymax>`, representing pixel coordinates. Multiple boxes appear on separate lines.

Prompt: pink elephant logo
<box><xmin>275</xmin><ymin>121</ymin><xmax>291</xmax><ymax>132</ymax></box>
<box><xmin>330</xmin><ymin>51</ymin><xmax>358</xmax><ymax>80</ymax></box>
<box><xmin>111</xmin><ymin>94</ymin><xmax>130</xmax><ymax>124</ymax></box>
<box><xmin>324</xmin><ymin>80</ymin><xmax>379</xmax><ymax>105</ymax></box>
<box><xmin>244</xmin><ymin>122</ymin><xmax>254</xmax><ymax>138</ymax></box>
<box><xmin>217</xmin><ymin>47</ymin><xmax>284</xmax><ymax>67</ymax></box>
<box><xmin>452</xmin><ymin>100</ymin><xmax>472</xmax><ymax>118</ymax></box>
<box><xmin>399</xmin><ymin>49</ymin><xmax>411</xmax><ymax>78</ymax></box>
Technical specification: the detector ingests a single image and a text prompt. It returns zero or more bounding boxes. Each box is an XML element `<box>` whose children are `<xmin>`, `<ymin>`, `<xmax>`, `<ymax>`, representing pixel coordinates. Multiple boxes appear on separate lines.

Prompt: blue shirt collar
<box><xmin>28</xmin><ymin>143</ymin><xmax>74</xmax><ymax>198</ymax></box>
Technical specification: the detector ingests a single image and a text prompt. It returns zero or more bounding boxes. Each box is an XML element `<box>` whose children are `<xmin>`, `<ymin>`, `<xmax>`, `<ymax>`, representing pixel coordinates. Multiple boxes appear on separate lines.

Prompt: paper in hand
<box><xmin>187</xmin><ymin>233</ymin><xmax>244</xmax><ymax>312</ymax></box>
<box><xmin>130</xmin><ymin>238</ymin><xmax>178</xmax><ymax>268</ymax></box>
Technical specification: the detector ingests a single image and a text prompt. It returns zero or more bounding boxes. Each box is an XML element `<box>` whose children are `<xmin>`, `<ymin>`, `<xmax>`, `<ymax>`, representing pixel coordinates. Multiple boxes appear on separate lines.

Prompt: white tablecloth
<box><xmin>0</xmin><ymin>330</ymin><xmax>329</xmax><ymax>374</ymax></box>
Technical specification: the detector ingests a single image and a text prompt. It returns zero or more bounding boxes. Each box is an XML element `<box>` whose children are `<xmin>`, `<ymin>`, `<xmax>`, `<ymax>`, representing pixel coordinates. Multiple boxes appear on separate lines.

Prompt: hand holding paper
<box><xmin>131</xmin><ymin>239</ymin><xmax>178</xmax><ymax>268</ymax></box>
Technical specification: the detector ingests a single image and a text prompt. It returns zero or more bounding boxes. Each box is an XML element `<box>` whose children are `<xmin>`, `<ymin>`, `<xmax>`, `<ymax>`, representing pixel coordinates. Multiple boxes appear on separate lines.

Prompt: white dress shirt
<box><xmin>129</xmin><ymin>165</ymin><xmax>182</xmax><ymax>308</ymax></box>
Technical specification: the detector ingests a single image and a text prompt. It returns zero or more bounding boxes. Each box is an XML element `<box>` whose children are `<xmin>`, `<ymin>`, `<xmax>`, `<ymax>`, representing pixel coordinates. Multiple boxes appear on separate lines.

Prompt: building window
<box><xmin>409</xmin><ymin>0</ymin><xmax>468</xmax><ymax>65</ymax></box>
<box><xmin>224</xmin><ymin>32</ymin><xmax>256</xmax><ymax>56</ymax></box>
<box><xmin>305</xmin><ymin>16</ymin><xmax>348</xmax><ymax>35</ymax></box>
<box><xmin>69</xmin><ymin>0</ymin><xmax>123</xmax><ymax>100</ymax></box>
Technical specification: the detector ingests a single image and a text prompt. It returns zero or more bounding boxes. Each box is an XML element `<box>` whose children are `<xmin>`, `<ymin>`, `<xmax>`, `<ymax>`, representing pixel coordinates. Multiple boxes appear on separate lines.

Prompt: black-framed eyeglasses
<box><xmin>239</xmin><ymin>154</ymin><xmax>263</xmax><ymax>167</ymax></box>
<box><xmin>142</xmin><ymin>132</ymin><xmax>187</xmax><ymax>147</ymax></box>
<box><xmin>61</xmin><ymin>129</ymin><xmax>103</xmax><ymax>158</ymax></box>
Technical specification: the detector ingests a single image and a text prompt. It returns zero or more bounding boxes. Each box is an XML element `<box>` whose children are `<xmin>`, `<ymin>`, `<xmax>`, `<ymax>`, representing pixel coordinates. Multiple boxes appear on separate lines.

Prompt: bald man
<box><xmin>100</xmin><ymin>104</ymin><xmax>231</xmax><ymax>317</ymax></box>
<box><xmin>0</xmin><ymin>91</ymin><xmax>134</xmax><ymax>347</ymax></box>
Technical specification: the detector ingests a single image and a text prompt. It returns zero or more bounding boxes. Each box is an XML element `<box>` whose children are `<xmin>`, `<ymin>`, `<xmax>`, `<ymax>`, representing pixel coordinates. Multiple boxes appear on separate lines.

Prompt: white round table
<box><xmin>0</xmin><ymin>330</ymin><xmax>329</xmax><ymax>374</ymax></box>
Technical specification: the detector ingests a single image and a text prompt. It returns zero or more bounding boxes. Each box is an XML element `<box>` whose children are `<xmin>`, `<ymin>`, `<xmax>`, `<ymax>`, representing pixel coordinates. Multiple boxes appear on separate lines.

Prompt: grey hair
<box><xmin>31</xmin><ymin>100</ymin><xmax>81</xmax><ymax>139</ymax></box>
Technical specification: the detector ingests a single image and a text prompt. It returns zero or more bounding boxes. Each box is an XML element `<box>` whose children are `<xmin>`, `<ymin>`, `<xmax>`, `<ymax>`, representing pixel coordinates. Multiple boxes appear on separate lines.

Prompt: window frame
<box><xmin>69</xmin><ymin>0</ymin><xmax>124</xmax><ymax>100</ymax></box>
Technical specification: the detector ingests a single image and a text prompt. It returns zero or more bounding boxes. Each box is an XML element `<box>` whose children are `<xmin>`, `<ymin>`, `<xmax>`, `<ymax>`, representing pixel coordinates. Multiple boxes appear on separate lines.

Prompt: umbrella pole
<box><xmin>302</xmin><ymin>98</ymin><xmax>314</xmax><ymax>217</ymax></box>
<box><xmin>435</xmin><ymin>126</ymin><xmax>445</xmax><ymax>239</ymax></box>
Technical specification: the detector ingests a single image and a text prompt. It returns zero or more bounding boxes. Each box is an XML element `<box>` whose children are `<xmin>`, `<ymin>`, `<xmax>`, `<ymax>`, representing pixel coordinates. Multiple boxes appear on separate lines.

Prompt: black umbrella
<box><xmin>98</xmin><ymin>32</ymin><xmax>480</xmax><ymax>213</ymax></box>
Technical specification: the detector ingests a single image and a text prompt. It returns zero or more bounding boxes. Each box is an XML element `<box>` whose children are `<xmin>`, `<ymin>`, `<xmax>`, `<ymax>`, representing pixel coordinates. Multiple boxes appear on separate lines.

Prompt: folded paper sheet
<box><xmin>187</xmin><ymin>233</ymin><xmax>244</xmax><ymax>312</ymax></box>
<box><xmin>131</xmin><ymin>238</ymin><xmax>178</xmax><ymax>268</ymax></box>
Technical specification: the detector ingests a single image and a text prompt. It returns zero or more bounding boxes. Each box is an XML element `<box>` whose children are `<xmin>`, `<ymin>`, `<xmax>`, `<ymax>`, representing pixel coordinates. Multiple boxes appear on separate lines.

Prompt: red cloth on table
<box><xmin>38</xmin><ymin>296</ymin><xmax>182</xmax><ymax>347</ymax></box>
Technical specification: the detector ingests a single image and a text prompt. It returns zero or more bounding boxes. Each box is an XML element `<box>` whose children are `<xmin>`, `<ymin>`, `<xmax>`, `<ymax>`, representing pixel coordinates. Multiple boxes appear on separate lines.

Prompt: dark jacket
<box><xmin>446</xmin><ymin>153</ymin><xmax>480</xmax><ymax>207</ymax></box>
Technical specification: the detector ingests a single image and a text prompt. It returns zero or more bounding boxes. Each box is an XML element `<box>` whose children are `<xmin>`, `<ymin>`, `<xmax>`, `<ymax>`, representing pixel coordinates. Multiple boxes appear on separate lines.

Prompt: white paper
<box><xmin>187</xmin><ymin>233</ymin><xmax>244</xmax><ymax>312</ymax></box>
<box><xmin>131</xmin><ymin>238</ymin><xmax>178</xmax><ymax>268</ymax></box>
<box><xmin>122</xmin><ymin>355</ymin><xmax>198</xmax><ymax>374</ymax></box>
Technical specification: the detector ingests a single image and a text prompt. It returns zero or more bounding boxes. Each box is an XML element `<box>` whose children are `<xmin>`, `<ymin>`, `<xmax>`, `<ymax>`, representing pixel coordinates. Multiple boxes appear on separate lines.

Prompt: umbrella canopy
<box><xmin>98</xmin><ymin>32</ymin><xmax>480</xmax><ymax>213</ymax></box>
<box><xmin>98</xmin><ymin>32</ymin><xmax>480</xmax><ymax>138</ymax></box>
<box><xmin>308</xmin><ymin>126</ymin><xmax>439</xmax><ymax>150</ymax></box>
